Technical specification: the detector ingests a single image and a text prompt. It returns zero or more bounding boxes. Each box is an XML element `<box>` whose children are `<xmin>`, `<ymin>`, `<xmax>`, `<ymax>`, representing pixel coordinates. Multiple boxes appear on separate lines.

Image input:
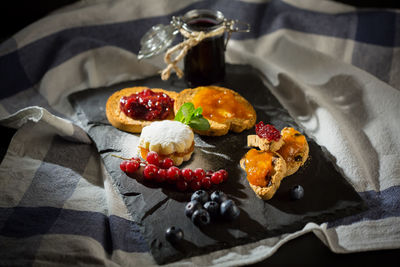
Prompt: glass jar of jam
<box><xmin>181</xmin><ymin>10</ymin><xmax>226</xmax><ymax>87</ymax></box>
<box><xmin>137</xmin><ymin>10</ymin><xmax>250</xmax><ymax>85</ymax></box>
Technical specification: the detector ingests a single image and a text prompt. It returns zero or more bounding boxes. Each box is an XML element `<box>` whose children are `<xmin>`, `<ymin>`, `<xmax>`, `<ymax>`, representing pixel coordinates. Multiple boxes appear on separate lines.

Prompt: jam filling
<box><xmin>120</xmin><ymin>89</ymin><xmax>174</xmax><ymax>121</ymax></box>
<box><xmin>243</xmin><ymin>149</ymin><xmax>274</xmax><ymax>187</ymax></box>
<box><xmin>191</xmin><ymin>87</ymin><xmax>253</xmax><ymax>123</ymax></box>
<box><xmin>255</xmin><ymin>122</ymin><xmax>281</xmax><ymax>141</ymax></box>
<box><xmin>277</xmin><ymin>128</ymin><xmax>306</xmax><ymax>163</ymax></box>
<box><xmin>139</xmin><ymin>142</ymin><xmax>195</xmax><ymax>160</ymax></box>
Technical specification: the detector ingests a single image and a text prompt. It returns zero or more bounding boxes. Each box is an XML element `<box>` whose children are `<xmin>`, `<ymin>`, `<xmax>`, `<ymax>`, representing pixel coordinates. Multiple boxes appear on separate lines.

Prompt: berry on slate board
<box><xmin>290</xmin><ymin>185</ymin><xmax>304</xmax><ymax>200</ymax></box>
<box><xmin>143</xmin><ymin>164</ymin><xmax>158</xmax><ymax>180</ymax></box>
<box><xmin>211</xmin><ymin>171</ymin><xmax>223</xmax><ymax>184</ymax></box>
<box><xmin>166</xmin><ymin>166</ymin><xmax>181</xmax><ymax>183</ymax></box>
<box><xmin>201</xmin><ymin>177</ymin><xmax>212</xmax><ymax>189</ymax></box>
<box><xmin>165</xmin><ymin>226</ymin><xmax>184</xmax><ymax>243</ymax></box>
<box><xmin>191</xmin><ymin>190</ymin><xmax>209</xmax><ymax>204</ymax></box>
<box><xmin>210</xmin><ymin>191</ymin><xmax>228</xmax><ymax>203</ymax></box>
<box><xmin>185</xmin><ymin>200</ymin><xmax>202</xmax><ymax>217</ymax></box>
<box><xmin>204</xmin><ymin>201</ymin><xmax>219</xmax><ymax>219</ymax></box>
<box><xmin>194</xmin><ymin>168</ymin><xmax>206</xmax><ymax>180</ymax></box>
<box><xmin>160</xmin><ymin>157</ymin><xmax>174</xmax><ymax>169</ymax></box>
<box><xmin>220</xmin><ymin>199</ymin><xmax>240</xmax><ymax>221</ymax></box>
<box><xmin>182</xmin><ymin>168</ymin><xmax>194</xmax><ymax>182</ymax></box>
<box><xmin>125</xmin><ymin>160</ymin><xmax>140</xmax><ymax>173</ymax></box>
<box><xmin>191</xmin><ymin>209</ymin><xmax>211</xmax><ymax>226</ymax></box>
<box><xmin>146</xmin><ymin>151</ymin><xmax>160</xmax><ymax>166</ymax></box>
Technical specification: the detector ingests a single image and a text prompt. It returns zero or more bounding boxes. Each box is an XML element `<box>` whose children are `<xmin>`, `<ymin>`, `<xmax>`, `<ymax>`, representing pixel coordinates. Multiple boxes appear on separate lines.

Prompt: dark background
<box><xmin>1</xmin><ymin>0</ymin><xmax>400</xmax><ymax>42</ymax></box>
<box><xmin>1</xmin><ymin>0</ymin><xmax>399</xmax><ymax>266</ymax></box>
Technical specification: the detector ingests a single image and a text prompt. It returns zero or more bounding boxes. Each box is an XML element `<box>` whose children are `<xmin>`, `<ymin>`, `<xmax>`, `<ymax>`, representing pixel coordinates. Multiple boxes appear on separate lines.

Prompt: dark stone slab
<box><xmin>69</xmin><ymin>64</ymin><xmax>365</xmax><ymax>264</ymax></box>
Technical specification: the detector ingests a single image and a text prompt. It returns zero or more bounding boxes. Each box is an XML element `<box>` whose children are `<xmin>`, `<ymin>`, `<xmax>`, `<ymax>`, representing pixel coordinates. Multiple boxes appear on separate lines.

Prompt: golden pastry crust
<box><xmin>105</xmin><ymin>87</ymin><xmax>179</xmax><ymax>133</ymax></box>
<box><xmin>174</xmin><ymin>86</ymin><xmax>256</xmax><ymax>136</ymax></box>
<box><xmin>277</xmin><ymin>127</ymin><xmax>309</xmax><ymax>176</ymax></box>
<box><xmin>240</xmin><ymin>150</ymin><xmax>287</xmax><ymax>200</ymax></box>
<box><xmin>247</xmin><ymin>134</ymin><xmax>284</xmax><ymax>152</ymax></box>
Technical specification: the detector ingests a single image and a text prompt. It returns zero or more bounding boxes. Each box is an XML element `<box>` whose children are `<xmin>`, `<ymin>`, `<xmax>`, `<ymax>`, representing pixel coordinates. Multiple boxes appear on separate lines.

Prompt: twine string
<box><xmin>161</xmin><ymin>26</ymin><xmax>227</xmax><ymax>81</ymax></box>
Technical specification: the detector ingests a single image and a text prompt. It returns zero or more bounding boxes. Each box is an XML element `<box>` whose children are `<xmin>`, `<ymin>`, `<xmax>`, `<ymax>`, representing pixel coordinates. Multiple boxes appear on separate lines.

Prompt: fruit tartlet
<box><xmin>174</xmin><ymin>86</ymin><xmax>256</xmax><ymax>136</ymax></box>
<box><xmin>106</xmin><ymin>87</ymin><xmax>178</xmax><ymax>133</ymax></box>
<box><xmin>240</xmin><ymin>149</ymin><xmax>287</xmax><ymax>200</ymax></box>
<box><xmin>276</xmin><ymin>127</ymin><xmax>309</xmax><ymax>176</ymax></box>
<box><xmin>138</xmin><ymin>120</ymin><xmax>194</xmax><ymax>166</ymax></box>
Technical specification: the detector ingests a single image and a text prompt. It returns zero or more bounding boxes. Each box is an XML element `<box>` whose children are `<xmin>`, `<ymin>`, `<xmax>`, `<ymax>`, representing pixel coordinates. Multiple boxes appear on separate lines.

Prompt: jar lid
<box><xmin>137</xmin><ymin>24</ymin><xmax>178</xmax><ymax>60</ymax></box>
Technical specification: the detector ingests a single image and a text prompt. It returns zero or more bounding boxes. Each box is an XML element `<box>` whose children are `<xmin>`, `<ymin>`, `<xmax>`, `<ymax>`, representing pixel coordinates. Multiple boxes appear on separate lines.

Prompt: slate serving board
<box><xmin>69</xmin><ymin>64</ymin><xmax>365</xmax><ymax>264</ymax></box>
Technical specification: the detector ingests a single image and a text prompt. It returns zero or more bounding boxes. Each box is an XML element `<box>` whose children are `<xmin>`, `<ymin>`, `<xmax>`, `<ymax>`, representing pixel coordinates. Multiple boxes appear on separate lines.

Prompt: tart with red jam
<box><xmin>106</xmin><ymin>87</ymin><xmax>179</xmax><ymax>133</ymax></box>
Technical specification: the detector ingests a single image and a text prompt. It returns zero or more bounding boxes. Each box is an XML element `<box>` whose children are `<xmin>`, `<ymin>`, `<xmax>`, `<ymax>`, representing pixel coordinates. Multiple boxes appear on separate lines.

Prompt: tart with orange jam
<box><xmin>277</xmin><ymin>127</ymin><xmax>309</xmax><ymax>176</ymax></box>
<box><xmin>240</xmin><ymin>149</ymin><xmax>287</xmax><ymax>200</ymax></box>
<box><xmin>174</xmin><ymin>86</ymin><xmax>256</xmax><ymax>136</ymax></box>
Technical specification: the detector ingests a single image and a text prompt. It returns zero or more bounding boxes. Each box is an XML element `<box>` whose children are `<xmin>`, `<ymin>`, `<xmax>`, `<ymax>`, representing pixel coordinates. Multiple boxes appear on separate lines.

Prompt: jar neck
<box><xmin>181</xmin><ymin>9</ymin><xmax>225</xmax><ymax>34</ymax></box>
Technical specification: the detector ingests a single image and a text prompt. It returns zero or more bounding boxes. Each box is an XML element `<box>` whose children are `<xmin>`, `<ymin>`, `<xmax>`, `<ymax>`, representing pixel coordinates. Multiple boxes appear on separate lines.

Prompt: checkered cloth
<box><xmin>1</xmin><ymin>0</ymin><xmax>399</xmax><ymax>266</ymax></box>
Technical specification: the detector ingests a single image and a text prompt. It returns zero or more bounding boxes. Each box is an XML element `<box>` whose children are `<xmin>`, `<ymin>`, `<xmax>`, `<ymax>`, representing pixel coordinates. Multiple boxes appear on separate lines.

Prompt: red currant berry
<box><xmin>205</xmin><ymin>170</ymin><xmax>214</xmax><ymax>177</ymax></box>
<box><xmin>176</xmin><ymin>180</ymin><xmax>189</xmax><ymax>191</ymax></box>
<box><xmin>181</xmin><ymin>168</ymin><xmax>194</xmax><ymax>182</ymax></box>
<box><xmin>156</xmin><ymin>168</ymin><xmax>167</xmax><ymax>183</ymax></box>
<box><xmin>143</xmin><ymin>164</ymin><xmax>159</xmax><ymax>180</ymax></box>
<box><xmin>217</xmin><ymin>169</ymin><xmax>228</xmax><ymax>182</ymax></box>
<box><xmin>120</xmin><ymin>161</ymin><xmax>128</xmax><ymax>172</ymax></box>
<box><xmin>211</xmin><ymin>172</ymin><xmax>223</xmax><ymax>184</ymax></box>
<box><xmin>167</xmin><ymin>166</ymin><xmax>181</xmax><ymax>183</ymax></box>
<box><xmin>146</xmin><ymin>151</ymin><xmax>160</xmax><ymax>166</ymax></box>
<box><xmin>131</xmin><ymin>156</ymin><xmax>141</xmax><ymax>163</ymax></box>
<box><xmin>126</xmin><ymin>160</ymin><xmax>140</xmax><ymax>173</ymax></box>
<box><xmin>190</xmin><ymin>180</ymin><xmax>202</xmax><ymax>191</ymax></box>
<box><xmin>161</xmin><ymin>158</ymin><xmax>174</xmax><ymax>169</ymax></box>
<box><xmin>194</xmin><ymin>168</ymin><xmax>206</xmax><ymax>180</ymax></box>
<box><xmin>201</xmin><ymin>177</ymin><xmax>212</xmax><ymax>189</ymax></box>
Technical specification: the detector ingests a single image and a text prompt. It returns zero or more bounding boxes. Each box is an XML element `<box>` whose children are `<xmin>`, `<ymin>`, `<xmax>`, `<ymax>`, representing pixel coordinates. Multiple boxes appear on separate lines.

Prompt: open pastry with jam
<box><xmin>175</xmin><ymin>86</ymin><xmax>257</xmax><ymax>136</ymax></box>
<box><xmin>106</xmin><ymin>87</ymin><xmax>178</xmax><ymax>133</ymax></box>
<box><xmin>242</xmin><ymin>122</ymin><xmax>309</xmax><ymax>200</ymax></box>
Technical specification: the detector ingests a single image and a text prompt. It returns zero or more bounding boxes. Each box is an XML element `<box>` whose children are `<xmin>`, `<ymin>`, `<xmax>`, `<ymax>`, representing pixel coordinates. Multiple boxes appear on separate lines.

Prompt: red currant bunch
<box><xmin>115</xmin><ymin>152</ymin><xmax>229</xmax><ymax>192</ymax></box>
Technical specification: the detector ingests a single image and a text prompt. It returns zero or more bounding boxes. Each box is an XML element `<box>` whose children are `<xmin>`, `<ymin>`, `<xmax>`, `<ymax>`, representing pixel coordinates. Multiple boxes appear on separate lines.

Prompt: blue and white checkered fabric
<box><xmin>1</xmin><ymin>0</ymin><xmax>399</xmax><ymax>266</ymax></box>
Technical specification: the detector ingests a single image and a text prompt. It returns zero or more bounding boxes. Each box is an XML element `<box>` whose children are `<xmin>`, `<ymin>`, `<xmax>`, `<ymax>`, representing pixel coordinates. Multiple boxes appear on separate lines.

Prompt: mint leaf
<box><xmin>188</xmin><ymin>117</ymin><xmax>210</xmax><ymax>131</ymax></box>
<box><xmin>181</xmin><ymin>103</ymin><xmax>194</xmax><ymax>122</ymax></box>
<box><xmin>174</xmin><ymin>102</ymin><xmax>210</xmax><ymax>131</ymax></box>
<box><xmin>174</xmin><ymin>109</ymin><xmax>184</xmax><ymax>122</ymax></box>
<box><xmin>193</xmin><ymin>106</ymin><xmax>203</xmax><ymax>118</ymax></box>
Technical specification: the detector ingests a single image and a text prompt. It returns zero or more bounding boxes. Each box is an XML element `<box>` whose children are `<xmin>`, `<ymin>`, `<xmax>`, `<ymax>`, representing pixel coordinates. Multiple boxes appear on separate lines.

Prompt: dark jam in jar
<box><xmin>119</xmin><ymin>89</ymin><xmax>174</xmax><ymax>121</ymax></box>
<box><xmin>184</xmin><ymin>18</ymin><xmax>225</xmax><ymax>87</ymax></box>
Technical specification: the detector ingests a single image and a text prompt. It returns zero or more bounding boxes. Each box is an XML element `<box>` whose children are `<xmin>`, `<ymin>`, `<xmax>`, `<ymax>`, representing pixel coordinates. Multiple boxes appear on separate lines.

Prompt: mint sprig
<box><xmin>175</xmin><ymin>102</ymin><xmax>210</xmax><ymax>131</ymax></box>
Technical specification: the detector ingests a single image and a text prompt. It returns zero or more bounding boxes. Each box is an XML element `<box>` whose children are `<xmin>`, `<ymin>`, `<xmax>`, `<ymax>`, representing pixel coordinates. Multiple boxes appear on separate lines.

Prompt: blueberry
<box><xmin>290</xmin><ymin>185</ymin><xmax>304</xmax><ymax>200</ymax></box>
<box><xmin>191</xmin><ymin>209</ymin><xmax>211</xmax><ymax>226</ymax></box>
<box><xmin>191</xmin><ymin>190</ymin><xmax>209</xmax><ymax>204</ymax></box>
<box><xmin>184</xmin><ymin>200</ymin><xmax>202</xmax><ymax>218</ymax></box>
<box><xmin>165</xmin><ymin>226</ymin><xmax>183</xmax><ymax>243</ymax></box>
<box><xmin>220</xmin><ymin>199</ymin><xmax>240</xmax><ymax>221</ymax></box>
<box><xmin>203</xmin><ymin>201</ymin><xmax>220</xmax><ymax>219</ymax></box>
<box><xmin>210</xmin><ymin>190</ymin><xmax>228</xmax><ymax>203</ymax></box>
